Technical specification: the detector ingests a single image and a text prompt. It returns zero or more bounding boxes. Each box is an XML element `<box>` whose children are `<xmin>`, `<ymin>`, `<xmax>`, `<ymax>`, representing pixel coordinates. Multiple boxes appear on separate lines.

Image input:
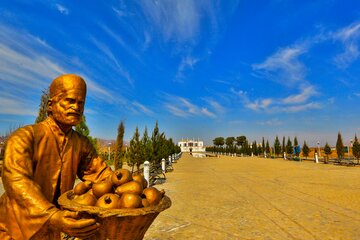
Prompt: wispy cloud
<box><xmin>55</xmin><ymin>4</ymin><xmax>69</xmax><ymax>15</ymax></box>
<box><xmin>232</xmin><ymin>88</ymin><xmax>321</xmax><ymax>113</ymax></box>
<box><xmin>257</xmin><ymin>118</ymin><xmax>283</xmax><ymax>126</ymax></box>
<box><xmin>162</xmin><ymin>94</ymin><xmax>216</xmax><ymax>118</ymax></box>
<box><xmin>281</xmin><ymin>85</ymin><xmax>318</xmax><ymax>104</ymax></box>
<box><xmin>332</xmin><ymin>22</ymin><xmax>360</xmax><ymax>68</ymax></box>
<box><xmin>0</xmin><ymin>23</ymin><xmax>123</xmax><ymax>115</ymax></box>
<box><xmin>175</xmin><ymin>55</ymin><xmax>199</xmax><ymax>81</ymax></box>
<box><xmin>131</xmin><ymin>101</ymin><xmax>154</xmax><ymax>115</ymax></box>
<box><xmin>139</xmin><ymin>0</ymin><xmax>201</xmax><ymax>43</ymax></box>
<box><xmin>252</xmin><ymin>44</ymin><xmax>307</xmax><ymax>87</ymax></box>
<box><xmin>0</xmin><ymin>96</ymin><xmax>36</xmax><ymax>116</ymax></box>
<box><xmin>90</xmin><ymin>37</ymin><xmax>134</xmax><ymax>86</ymax></box>
<box><xmin>99</xmin><ymin>24</ymin><xmax>141</xmax><ymax>60</ymax></box>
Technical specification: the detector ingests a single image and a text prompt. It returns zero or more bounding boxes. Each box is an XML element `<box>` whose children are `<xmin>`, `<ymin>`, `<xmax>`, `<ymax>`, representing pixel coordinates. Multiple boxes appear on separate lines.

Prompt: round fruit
<box><xmin>132</xmin><ymin>174</ymin><xmax>148</xmax><ymax>189</ymax></box>
<box><xmin>115</xmin><ymin>181</ymin><xmax>143</xmax><ymax>196</ymax></box>
<box><xmin>73</xmin><ymin>181</ymin><xmax>92</xmax><ymax>195</ymax></box>
<box><xmin>96</xmin><ymin>193</ymin><xmax>120</xmax><ymax>209</ymax></box>
<box><xmin>73</xmin><ymin>191</ymin><xmax>97</xmax><ymax>206</ymax></box>
<box><xmin>92</xmin><ymin>180</ymin><xmax>114</xmax><ymax>198</ymax></box>
<box><xmin>111</xmin><ymin>169</ymin><xmax>132</xmax><ymax>186</ymax></box>
<box><xmin>142</xmin><ymin>187</ymin><xmax>162</xmax><ymax>206</ymax></box>
<box><xmin>119</xmin><ymin>193</ymin><xmax>142</xmax><ymax>209</ymax></box>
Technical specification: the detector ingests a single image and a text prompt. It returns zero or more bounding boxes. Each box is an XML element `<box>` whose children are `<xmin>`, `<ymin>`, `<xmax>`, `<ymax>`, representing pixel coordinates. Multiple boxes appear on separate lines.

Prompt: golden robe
<box><xmin>0</xmin><ymin>117</ymin><xmax>113</xmax><ymax>239</ymax></box>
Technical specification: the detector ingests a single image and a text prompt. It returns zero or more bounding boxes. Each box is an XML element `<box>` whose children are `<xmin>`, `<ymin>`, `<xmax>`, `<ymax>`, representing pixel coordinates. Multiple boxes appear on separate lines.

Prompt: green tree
<box><xmin>265</xmin><ymin>140</ymin><xmax>271</xmax><ymax>155</ymax></box>
<box><xmin>151</xmin><ymin>121</ymin><xmax>161</xmax><ymax>164</ymax></box>
<box><xmin>336</xmin><ymin>132</ymin><xmax>344</xmax><ymax>160</ymax></box>
<box><xmin>286</xmin><ymin>137</ymin><xmax>293</xmax><ymax>157</ymax></box>
<box><xmin>213</xmin><ymin>137</ymin><xmax>225</xmax><ymax>147</ymax></box>
<box><xmin>127</xmin><ymin>127</ymin><xmax>142</xmax><ymax>172</ymax></box>
<box><xmin>261</xmin><ymin>137</ymin><xmax>265</xmax><ymax>155</ymax></box>
<box><xmin>302</xmin><ymin>141</ymin><xmax>310</xmax><ymax>159</ymax></box>
<box><xmin>274</xmin><ymin>136</ymin><xmax>281</xmax><ymax>156</ymax></box>
<box><xmin>251</xmin><ymin>141</ymin><xmax>258</xmax><ymax>156</ymax></box>
<box><xmin>114</xmin><ymin>121</ymin><xmax>125</xmax><ymax>170</ymax></box>
<box><xmin>35</xmin><ymin>88</ymin><xmax>50</xmax><ymax>123</ymax></box>
<box><xmin>352</xmin><ymin>135</ymin><xmax>360</xmax><ymax>164</ymax></box>
<box><xmin>75</xmin><ymin>116</ymin><xmax>98</xmax><ymax>152</ymax></box>
<box><xmin>225</xmin><ymin>137</ymin><xmax>235</xmax><ymax>153</ymax></box>
<box><xmin>236</xmin><ymin>136</ymin><xmax>246</xmax><ymax>148</ymax></box>
<box><xmin>324</xmin><ymin>142</ymin><xmax>332</xmax><ymax>164</ymax></box>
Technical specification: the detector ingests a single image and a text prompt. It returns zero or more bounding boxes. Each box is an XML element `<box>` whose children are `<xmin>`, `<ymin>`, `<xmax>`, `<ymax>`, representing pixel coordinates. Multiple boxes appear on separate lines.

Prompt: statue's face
<box><xmin>50</xmin><ymin>90</ymin><xmax>86</xmax><ymax>127</ymax></box>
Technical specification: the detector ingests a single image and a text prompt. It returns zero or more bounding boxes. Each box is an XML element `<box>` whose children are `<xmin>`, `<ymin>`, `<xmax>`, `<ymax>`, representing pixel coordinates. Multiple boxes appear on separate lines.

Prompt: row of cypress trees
<box><xmin>207</xmin><ymin>133</ymin><xmax>360</xmax><ymax>162</ymax></box>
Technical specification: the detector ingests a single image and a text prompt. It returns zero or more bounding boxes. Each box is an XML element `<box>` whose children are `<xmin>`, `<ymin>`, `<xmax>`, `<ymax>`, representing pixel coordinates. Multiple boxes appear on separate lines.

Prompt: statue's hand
<box><xmin>49</xmin><ymin>210</ymin><xmax>99</xmax><ymax>238</ymax></box>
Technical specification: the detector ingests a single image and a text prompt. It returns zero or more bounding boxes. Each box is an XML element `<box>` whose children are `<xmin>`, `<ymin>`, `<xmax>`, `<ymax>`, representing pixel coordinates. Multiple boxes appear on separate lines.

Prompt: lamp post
<box><xmin>108</xmin><ymin>142</ymin><xmax>111</xmax><ymax>161</ymax></box>
<box><xmin>317</xmin><ymin>141</ymin><xmax>320</xmax><ymax>157</ymax></box>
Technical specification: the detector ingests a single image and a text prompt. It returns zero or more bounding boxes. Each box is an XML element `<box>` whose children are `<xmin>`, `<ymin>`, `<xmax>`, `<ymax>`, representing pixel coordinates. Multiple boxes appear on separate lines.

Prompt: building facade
<box><xmin>178</xmin><ymin>139</ymin><xmax>205</xmax><ymax>152</ymax></box>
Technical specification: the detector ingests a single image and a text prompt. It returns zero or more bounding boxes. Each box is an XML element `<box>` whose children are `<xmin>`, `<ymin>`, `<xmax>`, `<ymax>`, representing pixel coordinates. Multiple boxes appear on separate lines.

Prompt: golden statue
<box><xmin>0</xmin><ymin>74</ymin><xmax>113</xmax><ymax>239</ymax></box>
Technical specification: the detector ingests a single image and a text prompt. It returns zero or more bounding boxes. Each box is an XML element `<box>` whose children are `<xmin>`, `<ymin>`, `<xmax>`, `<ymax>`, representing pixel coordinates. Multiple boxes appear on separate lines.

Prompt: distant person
<box><xmin>0</xmin><ymin>74</ymin><xmax>113</xmax><ymax>239</ymax></box>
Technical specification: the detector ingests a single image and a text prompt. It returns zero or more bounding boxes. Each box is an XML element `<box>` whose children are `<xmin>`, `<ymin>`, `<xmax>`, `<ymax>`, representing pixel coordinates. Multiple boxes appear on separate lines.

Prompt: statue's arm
<box><xmin>77</xmin><ymin>136</ymin><xmax>113</xmax><ymax>183</ymax></box>
<box><xmin>2</xmin><ymin>127</ymin><xmax>58</xmax><ymax>238</ymax></box>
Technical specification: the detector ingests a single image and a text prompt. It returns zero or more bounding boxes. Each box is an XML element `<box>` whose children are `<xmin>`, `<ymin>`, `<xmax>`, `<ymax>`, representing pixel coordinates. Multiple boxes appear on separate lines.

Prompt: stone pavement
<box><xmin>144</xmin><ymin>153</ymin><xmax>360</xmax><ymax>240</ymax></box>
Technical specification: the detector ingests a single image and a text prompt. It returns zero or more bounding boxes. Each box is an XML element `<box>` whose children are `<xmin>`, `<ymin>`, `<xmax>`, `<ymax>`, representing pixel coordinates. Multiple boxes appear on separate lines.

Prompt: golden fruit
<box><xmin>119</xmin><ymin>193</ymin><xmax>142</xmax><ymax>209</ymax></box>
<box><xmin>111</xmin><ymin>169</ymin><xmax>132</xmax><ymax>186</ymax></box>
<box><xmin>73</xmin><ymin>191</ymin><xmax>97</xmax><ymax>206</ymax></box>
<box><xmin>73</xmin><ymin>181</ymin><xmax>92</xmax><ymax>195</ymax></box>
<box><xmin>142</xmin><ymin>187</ymin><xmax>162</xmax><ymax>206</ymax></box>
<box><xmin>115</xmin><ymin>181</ymin><xmax>143</xmax><ymax>196</ymax></box>
<box><xmin>132</xmin><ymin>174</ymin><xmax>148</xmax><ymax>189</ymax></box>
<box><xmin>92</xmin><ymin>180</ymin><xmax>114</xmax><ymax>198</ymax></box>
<box><xmin>96</xmin><ymin>193</ymin><xmax>120</xmax><ymax>209</ymax></box>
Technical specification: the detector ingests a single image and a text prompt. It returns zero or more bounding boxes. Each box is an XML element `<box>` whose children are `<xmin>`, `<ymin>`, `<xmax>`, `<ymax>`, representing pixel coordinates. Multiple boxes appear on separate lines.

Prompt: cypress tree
<box><xmin>352</xmin><ymin>135</ymin><xmax>360</xmax><ymax>164</ymax></box>
<box><xmin>286</xmin><ymin>137</ymin><xmax>293</xmax><ymax>157</ymax></box>
<box><xmin>336</xmin><ymin>132</ymin><xmax>344</xmax><ymax>160</ymax></box>
<box><xmin>302</xmin><ymin>141</ymin><xmax>310</xmax><ymax>159</ymax></box>
<box><xmin>75</xmin><ymin>116</ymin><xmax>98</xmax><ymax>152</ymax></box>
<box><xmin>35</xmin><ymin>88</ymin><xmax>49</xmax><ymax>123</ymax></box>
<box><xmin>274</xmin><ymin>136</ymin><xmax>281</xmax><ymax>156</ymax></box>
<box><xmin>127</xmin><ymin>127</ymin><xmax>142</xmax><ymax>172</ymax></box>
<box><xmin>115</xmin><ymin>121</ymin><xmax>125</xmax><ymax>170</ymax></box>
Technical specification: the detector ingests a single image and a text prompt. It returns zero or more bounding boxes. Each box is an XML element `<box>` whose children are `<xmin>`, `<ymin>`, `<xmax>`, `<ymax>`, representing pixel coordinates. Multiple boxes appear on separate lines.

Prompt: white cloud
<box><xmin>0</xmin><ymin>24</ymin><xmax>122</xmax><ymax>112</ymax></box>
<box><xmin>257</xmin><ymin>119</ymin><xmax>283</xmax><ymax>126</ymax></box>
<box><xmin>232</xmin><ymin>87</ymin><xmax>321</xmax><ymax>113</ymax></box>
<box><xmin>175</xmin><ymin>55</ymin><xmax>199</xmax><ymax>81</ymax></box>
<box><xmin>90</xmin><ymin>37</ymin><xmax>134</xmax><ymax>86</ymax></box>
<box><xmin>140</xmin><ymin>0</ymin><xmax>201</xmax><ymax>43</ymax></box>
<box><xmin>333</xmin><ymin>22</ymin><xmax>360</xmax><ymax>68</ymax></box>
<box><xmin>200</xmin><ymin>108</ymin><xmax>216</xmax><ymax>118</ymax></box>
<box><xmin>55</xmin><ymin>4</ymin><xmax>69</xmax><ymax>15</ymax></box>
<box><xmin>281</xmin><ymin>85</ymin><xmax>318</xmax><ymax>104</ymax></box>
<box><xmin>132</xmin><ymin>101</ymin><xmax>154</xmax><ymax>115</ymax></box>
<box><xmin>0</xmin><ymin>96</ymin><xmax>36</xmax><ymax>116</ymax></box>
<box><xmin>252</xmin><ymin>45</ymin><xmax>307</xmax><ymax>87</ymax></box>
<box><xmin>162</xmin><ymin>94</ymin><xmax>216</xmax><ymax>118</ymax></box>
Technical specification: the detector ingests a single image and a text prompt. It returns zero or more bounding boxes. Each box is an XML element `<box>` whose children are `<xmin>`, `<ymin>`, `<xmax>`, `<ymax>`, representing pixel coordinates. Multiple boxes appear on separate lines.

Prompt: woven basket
<box><xmin>58</xmin><ymin>190</ymin><xmax>171</xmax><ymax>240</ymax></box>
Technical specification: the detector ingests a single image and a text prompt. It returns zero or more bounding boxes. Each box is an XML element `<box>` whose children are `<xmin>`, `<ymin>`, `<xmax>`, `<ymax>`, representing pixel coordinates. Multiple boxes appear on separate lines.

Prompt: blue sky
<box><xmin>1</xmin><ymin>0</ymin><xmax>360</xmax><ymax>147</ymax></box>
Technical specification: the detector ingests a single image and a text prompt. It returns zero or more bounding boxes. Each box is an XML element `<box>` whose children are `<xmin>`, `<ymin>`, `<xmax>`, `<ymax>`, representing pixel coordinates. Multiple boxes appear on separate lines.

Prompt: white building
<box><xmin>178</xmin><ymin>139</ymin><xmax>205</xmax><ymax>152</ymax></box>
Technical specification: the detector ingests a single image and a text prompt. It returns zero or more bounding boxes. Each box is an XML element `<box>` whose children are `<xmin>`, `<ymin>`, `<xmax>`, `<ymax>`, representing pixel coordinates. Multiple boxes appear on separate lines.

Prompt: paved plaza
<box><xmin>144</xmin><ymin>153</ymin><xmax>360</xmax><ymax>240</ymax></box>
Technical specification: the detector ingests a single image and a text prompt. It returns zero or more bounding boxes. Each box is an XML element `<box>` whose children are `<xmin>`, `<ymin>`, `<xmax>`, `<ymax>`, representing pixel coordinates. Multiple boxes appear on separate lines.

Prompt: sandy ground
<box><xmin>0</xmin><ymin>154</ymin><xmax>359</xmax><ymax>239</ymax></box>
<box><xmin>144</xmin><ymin>153</ymin><xmax>360</xmax><ymax>240</ymax></box>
